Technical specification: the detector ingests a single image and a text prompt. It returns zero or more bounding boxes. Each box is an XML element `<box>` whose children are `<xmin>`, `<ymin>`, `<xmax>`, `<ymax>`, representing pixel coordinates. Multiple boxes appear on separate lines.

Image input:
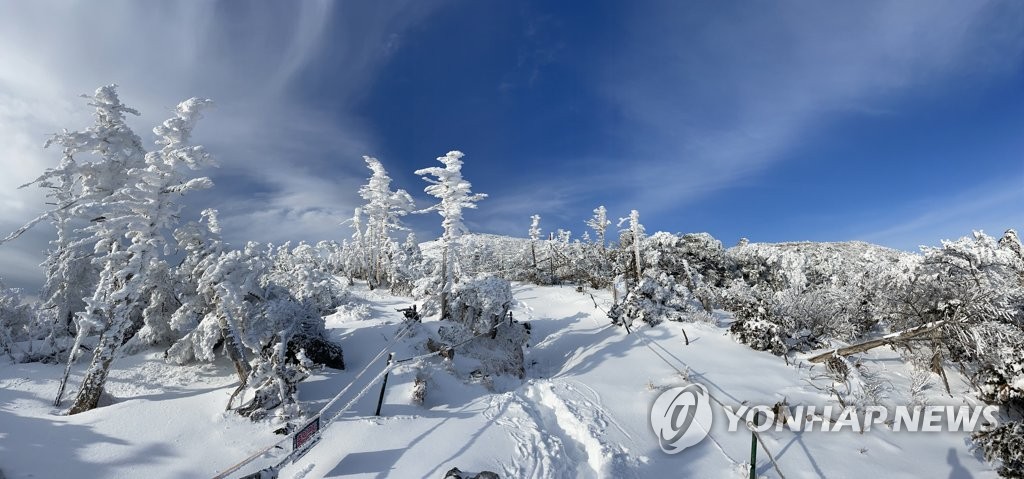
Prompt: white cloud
<box><xmin>601</xmin><ymin>1</ymin><xmax>1024</xmax><ymax>214</ymax></box>
<box><xmin>0</xmin><ymin>0</ymin><xmax>447</xmax><ymax>291</ymax></box>
<box><xmin>855</xmin><ymin>178</ymin><xmax>1024</xmax><ymax>250</ymax></box>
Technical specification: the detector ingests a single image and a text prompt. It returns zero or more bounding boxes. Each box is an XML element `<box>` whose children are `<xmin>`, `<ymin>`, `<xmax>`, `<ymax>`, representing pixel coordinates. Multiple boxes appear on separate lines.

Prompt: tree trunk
<box><xmin>548</xmin><ymin>242</ymin><xmax>555</xmax><ymax>280</ymax></box>
<box><xmin>440</xmin><ymin>246</ymin><xmax>450</xmax><ymax>320</ymax></box>
<box><xmin>632</xmin><ymin>239</ymin><xmax>642</xmax><ymax>285</ymax></box>
<box><xmin>68</xmin><ymin>304</ymin><xmax>143</xmax><ymax>415</ymax></box>
<box><xmin>53</xmin><ymin>321</ymin><xmax>91</xmax><ymax>407</ymax></box>
<box><xmin>67</xmin><ymin>332</ymin><xmax>117</xmax><ymax>414</ymax></box>
<box><xmin>807</xmin><ymin>320</ymin><xmax>946</xmax><ymax>363</ymax></box>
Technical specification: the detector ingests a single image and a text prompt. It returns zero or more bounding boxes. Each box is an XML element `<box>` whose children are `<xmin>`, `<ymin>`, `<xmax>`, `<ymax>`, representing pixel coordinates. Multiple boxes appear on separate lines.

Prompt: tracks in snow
<box><xmin>487</xmin><ymin>380</ymin><xmax>641</xmax><ymax>478</ymax></box>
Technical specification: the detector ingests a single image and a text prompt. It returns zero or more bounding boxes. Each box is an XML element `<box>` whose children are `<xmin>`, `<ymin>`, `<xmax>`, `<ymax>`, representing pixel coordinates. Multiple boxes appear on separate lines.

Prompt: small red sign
<box><xmin>293</xmin><ymin>416</ymin><xmax>321</xmax><ymax>452</ymax></box>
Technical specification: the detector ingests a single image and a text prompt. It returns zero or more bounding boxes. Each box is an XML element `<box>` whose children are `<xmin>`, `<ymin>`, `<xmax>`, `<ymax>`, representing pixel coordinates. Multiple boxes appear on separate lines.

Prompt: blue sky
<box><xmin>0</xmin><ymin>1</ymin><xmax>1022</xmax><ymax>291</ymax></box>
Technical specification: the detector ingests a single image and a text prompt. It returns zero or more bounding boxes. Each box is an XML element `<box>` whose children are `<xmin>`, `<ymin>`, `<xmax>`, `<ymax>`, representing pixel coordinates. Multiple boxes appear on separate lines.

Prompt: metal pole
<box><xmin>375</xmin><ymin>352</ymin><xmax>394</xmax><ymax>416</ymax></box>
<box><xmin>749</xmin><ymin>410</ymin><xmax>761</xmax><ymax>479</ymax></box>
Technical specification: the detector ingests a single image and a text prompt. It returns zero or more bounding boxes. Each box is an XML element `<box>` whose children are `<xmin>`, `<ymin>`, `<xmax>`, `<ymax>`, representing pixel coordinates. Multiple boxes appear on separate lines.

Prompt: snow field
<box><xmin>0</xmin><ymin>283</ymin><xmax>998</xmax><ymax>478</ymax></box>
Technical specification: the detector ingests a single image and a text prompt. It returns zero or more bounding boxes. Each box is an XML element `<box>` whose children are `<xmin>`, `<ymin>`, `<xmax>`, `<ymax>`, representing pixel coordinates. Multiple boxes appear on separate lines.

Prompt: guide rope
<box><xmin>213</xmin><ymin>317</ymin><xmax>505</xmax><ymax>478</ymax></box>
<box><xmin>211</xmin><ymin>320</ymin><xmax>416</xmax><ymax>479</ymax></box>
<box><xmin>589</xmin><ymin>291</ymin><xmax>788</xmax><ymax>479</ymax></box>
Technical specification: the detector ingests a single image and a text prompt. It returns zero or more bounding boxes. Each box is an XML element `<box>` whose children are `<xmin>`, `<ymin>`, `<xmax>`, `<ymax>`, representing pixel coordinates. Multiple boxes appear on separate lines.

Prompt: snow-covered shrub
<box><xmin>773</xmin><ymin>287</ymin><xmax>859</xmax><ymax>349</ymax></box>
<box><xmin>267</xmin><ymin>242</ymin><xmax>347</xmax><ymax>316</ymax></box>
<box><xmin>412</xmin><ymin>255</ymin><xmax>443</xmax><ymax>318</ymax></box>
<box><xmin>165</xmin><ymin>230</ymin><xmax>343</xmax><ymax>421</ymax></box>
<box><xmin>973</xmin><ymin>421</ymin><xmax>1024</xmax><ymax>478</ymax></box>
<box><xmin>843</xmin><ymin>358</ymin><xmax>890</xmax><ymax>410</ymax></box>
<box><xmin>135</xmin><ymin>259</ymin><xmax>183</xmax><ymax>348</ymax></box>
<box><xmin>676</xmin><ymin>232</ymin><xmax>730</xmax><ymax>288</ymax></box>
<box><xmin>388</xmin><ymin>233</ymin><xmax>425</xmax><ymax>295</ymax></box>
<box><xmin>333</xmin><ymin>303</ymin><xmax>372</xmax><ymax>322</ymax></box>
<box><xmin>728</xmin><ymin>318</ymin><xmax>786</xmax><ymax>356</ymax></box>
<box><xmin>977</xmin><ymin>341</ymin><xmax>1024</xmax><ymax>408</ymax></box>
<box><xmin>435</xmin><ymin>275</ymin><xmax>528</xmax><ymax>380</ymax></box>
<box><xmin>234</xmin><ymin>284</ymin><xmax>344</xmax><ymax>420</ymax></box>
<box><xmin>449</xmin><ymin>275</ymin><xmax>513</xmax><ymax>335</ymax></box>
<box><xmin>608</xmin><ymin>271</ymin><xmax>693</xmax><ymax>328</ymax></box>
<box><xmin>607</xmin><ymin>231</ymin><xmax>726</xmax><ymax>329</ymax></box>
<box><xmin>438</xmin><ymin>318</ymin><xmax>529</xmax><ymax>380</ymax></box>
<box><xmin>0</xmin><ymin>281</ymin><xmax>35</xmax><ymax>361</ymax></box>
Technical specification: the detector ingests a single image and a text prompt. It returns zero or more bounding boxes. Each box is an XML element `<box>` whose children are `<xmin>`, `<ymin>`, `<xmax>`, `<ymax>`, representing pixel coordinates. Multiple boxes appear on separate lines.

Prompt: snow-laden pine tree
<box><xmin>163</xmin><ymin>208</ymin><xmax>251</xmax><ymax>373</ymax></box>
<box><xmin>3</xmin><ymin>86</ymin><xmax>153</xmax><ymax>403</ymax></box>
<box><xmin>414</xmin><ymin>151</ymin><xmax>487</xmax><ymax>319</ymax></box>
<box><xmin>342</xmin><ymin>208</ymin><xmax>368</xmax><ymax>282</ymax></box>
<box><xmin>617</xmin><ymin>210</ymin><xmax>645</xmax><ymax>285</ymax></box>
<box><xmin>358</xmin><ymin>156</ymin><xmax>414</xmax><ymax>289</ymax></box>
<box><xmin>586</xmin><ymin>205</ymin><xmax>610</xmax><ymax>250</ymax></box>
<box><xmin>17</xmin><ymin>155</ymin><xmax>95</xmax><ymax>361</ymax></box>
<box><xmin>68</xmin><ymin>97</ymin><xmax>215</xmax><ymax>414</ymax></box>
<box><xmin>388</xmin><ymin>232</ymin><xmax>424</xmax><ymax>295</ymax></box>
<box><xmin>528</xmin><ymin>214</ymin><xmax>541</xmax><ymax>271</ymax></box>
<box><xmin>267</xmin><ymin>241</ymin><xmax>347</xmax><ymax>316</ymax></box>
<box><xmin>2</xmin><ymin>86</ymin><xmax>151</xmax><ymax>367</ymax></box>
<box><xmin>0</xmin><ymin>280</ymin><xmax>35</xmax><ymax>362</ymax></box>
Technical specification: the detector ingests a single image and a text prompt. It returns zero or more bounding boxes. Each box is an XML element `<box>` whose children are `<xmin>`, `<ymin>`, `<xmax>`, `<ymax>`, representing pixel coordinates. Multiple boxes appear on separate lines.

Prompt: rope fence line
<box><xmin>211</xmin><ymin>320</ymin><xmax>417</xmax><ymax>479</ymax></box>
<box><xmin>588</xmin><ymin>290</ymin><xmax>789</xmax><ymax>479</ymax></box>
<box><xmin>213</xmin><ymin>317</ymin><xmax>509</xmax><ymax>479</ymax></box>
<box><xmin>218</xmin><ymin>286</ymin><xmax>793</xmax><ymax>478</ymax></box>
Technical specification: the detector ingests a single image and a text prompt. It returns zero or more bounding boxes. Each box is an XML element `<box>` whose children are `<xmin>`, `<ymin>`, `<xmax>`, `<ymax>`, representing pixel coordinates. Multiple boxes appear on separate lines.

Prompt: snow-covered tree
<box><xmin>358</xmin><ymin>156</ymin><xmax>414</xmax><ymax>288</ymax></box>
<box><xmin>528</xmin><ymin>214</ymin><xmax>541</xmax><ymax>271</ymax></box>
<box><xmin>388</xmin><ymin>232</ymin><xmax>424</xmax><ymax>295</ymax></box>
<box><xmin>607</xmin><ymin>232</ymin><xmax>708</xmax><ymax>329</ymax></box>
<box><xmin>414</xmin><ymin>150</ymin><xmax>487</xmax><ymax>319</ymax></box>
<box><xmin>164</xmin><ymin>220</ymin><xmax>344</xmax><ymax>420</ymax></box>
<box><xmin>0</xmin><ymin>280</ymin><xmax>35</xmax><ymax>362</ymax></box>
<box><xmin>266</xmin><ymin>242</ymin><xmax>347</xmax><ymax>316</ymax></box>
<box><xmin>617</xmin><ymin>210</ymin><xmax>645</xmax><ymax>285</ymax></box>
<box><xmin>17</xmin><ymin>155</ymin><xmax>94</xmax><ymax>359</ymax></box>
<box><xmin>586</xmin><ymin>205</ymin><xmax>610</xmax><ymax>250</ymax></box>
<box><xmin>68</xmin><ymin>97</ymin><xmax>215</xmax><ymax>415</ymax></box>
<box><xmin>2</xmin><ymin>86</ymin><xmax>148</xmax><ymax>368</ymax></box>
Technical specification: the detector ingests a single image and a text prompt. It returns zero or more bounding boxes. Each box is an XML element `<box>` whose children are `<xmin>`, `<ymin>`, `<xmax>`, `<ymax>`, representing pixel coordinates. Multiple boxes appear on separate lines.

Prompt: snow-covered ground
<box><xmin>0</xmin><ymin>283</ymin><xmax>996</xmax><ymax>478</ymax></box>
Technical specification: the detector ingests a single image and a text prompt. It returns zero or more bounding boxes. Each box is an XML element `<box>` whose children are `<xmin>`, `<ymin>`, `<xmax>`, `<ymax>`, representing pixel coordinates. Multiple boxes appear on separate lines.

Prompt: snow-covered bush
<box><xmin>0</xmin><ymin>281</ymin><xmax>35</xmax><ymax>361</ymax></box>
<box><xmin>388</xmin><ymin>233</ymin><xmax>425</xmax><ymax>295</ymax></box>
<box><xmin>448</xmin><ymin>275</ymin><xmax>513</xmax><ymax>335</ymax></box>
<box><xmin>728</xmin><ymin>318</ymin><xmax>786</xmax><ymax>356</ymax></box>
<box><xmin>973</xmin><ymin>421</ymin><xmax>1024</xmax><ymax>478</ymax></box>
<box><xmin>608</xmin><ymin>271</ymin><xmax>693</xmax><ymax>328</ymax></box>
<box><xmin>267</xmin><ymin>242</ymin><xmax>347</xmax><ymax>316</ymax></box>
<box><xmin>438</xmin><ymin>319</ymin><xmax>529</xmax><ymax>380</ymax></box>
<box><xmin>676</xmin><ymin>232</ymin><xmax>730</xmax><ymax>288</ymax></box>
<box><xmin>607</xmin><ymin>232</ymin><xmax>719</xmax><ymax>328</ymax></box>
<box><xmin>164</xmin><ymin>222</ymin><xmax>344</xmax><ymax>421</ymax></box>
<box><xmin>977</xmin><ymin>340</ymin><xmax>1024</xmax><ymax>408</ymax></box>
<box><xmin>436</xmin><ymin>275</ymin><xmax>528</xmax><ymax>380</ymax></box>
<box><xmin>234</xmin><ymin>284</ymin><xmax>343</xmax><ymax>420</ymax></box>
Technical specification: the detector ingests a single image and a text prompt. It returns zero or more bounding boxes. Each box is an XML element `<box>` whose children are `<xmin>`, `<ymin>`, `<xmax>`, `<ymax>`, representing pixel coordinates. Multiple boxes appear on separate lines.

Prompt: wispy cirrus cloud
<box><xmin>0</xmin><ymin>0</ymin><xmax>447</xmax><ymax>291</ymax></box>
<box><xmin>855</xmin><ymin>177</ymin><xmax>1024</xmax><ymax>250</ymax></box>
<box><xmin>600</xmin><ymin>1</ymin><xmax>1024</xmax><ymax>212</ymax></box>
